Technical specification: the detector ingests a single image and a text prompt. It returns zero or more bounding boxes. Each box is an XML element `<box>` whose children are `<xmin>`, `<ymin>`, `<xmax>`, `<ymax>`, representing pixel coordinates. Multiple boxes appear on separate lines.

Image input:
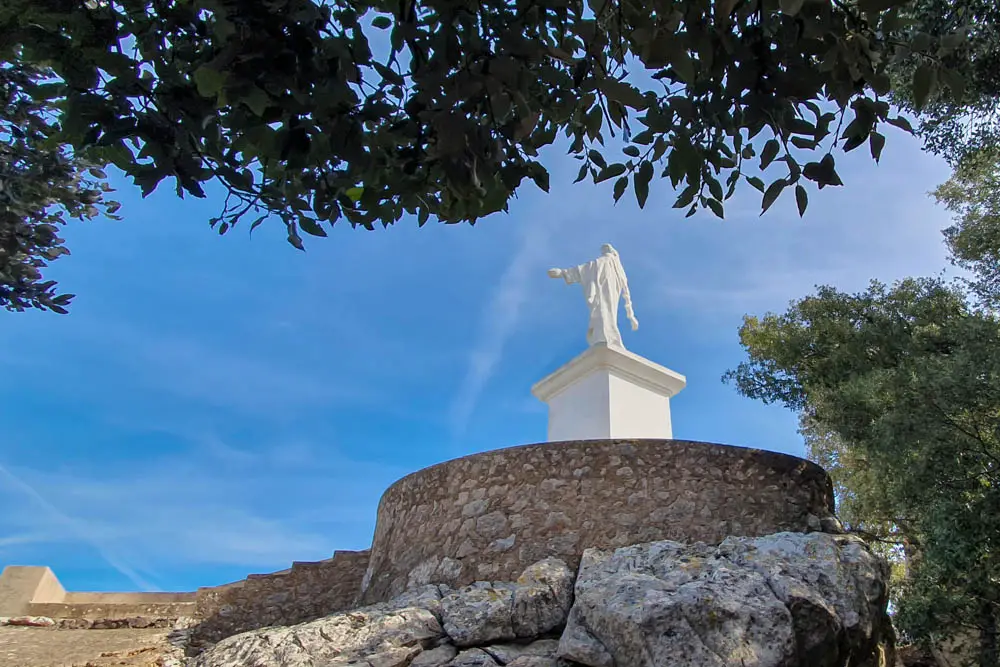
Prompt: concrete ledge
<box><xmin>28</xmin><ymin>601</ymin><xmax>197</xmax><ymax>620</ymax></box>
<box><xmin>0</xmin><ymin>566</ymin><xmax>66</xmax><ymax>617</ymax></box>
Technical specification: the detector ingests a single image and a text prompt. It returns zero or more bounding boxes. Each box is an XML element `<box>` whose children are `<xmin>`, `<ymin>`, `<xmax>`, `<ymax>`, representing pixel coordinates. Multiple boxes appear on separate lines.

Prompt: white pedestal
<box><xmin>531</xmin><ymin>344</ymin><xmax>686</xmax><ymax>441</ymax></box>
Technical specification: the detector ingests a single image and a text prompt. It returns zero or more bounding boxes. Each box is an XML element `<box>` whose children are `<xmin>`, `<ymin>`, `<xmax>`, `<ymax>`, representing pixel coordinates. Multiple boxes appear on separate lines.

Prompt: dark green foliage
<box><xmin>933</xmin><ymin>146</ymin><xmax>1000</xmax><ymax>310</ymax></box>
<box><xmin>0</xmin><ymin>62</ymin><xmax>120</xmax><ymax>313</ymax></box>
<box><xmin>1</xmin><ymin>0</ymin><xmax>951</xmax><ymax>251</ymax></box>
<box><xmin>885</xmin><ymin>0</ymin><xmax>1000</xmax><ymax>165</ymax></box>
<box><xmin>724</xmin><ymin>278</ymin><xmax>1000</xmax><ymax>665</ymax></box>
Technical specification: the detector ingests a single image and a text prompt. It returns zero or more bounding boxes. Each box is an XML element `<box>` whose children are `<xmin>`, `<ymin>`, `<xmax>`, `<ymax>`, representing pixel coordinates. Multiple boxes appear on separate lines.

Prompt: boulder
<box><xmin>507</xmin><ymin>659</ymin><xmax>563</xmax><ymax>667</ymax></box>
<box><xmin>440</xmin><ymin>558</ymin><xmax>574</xmax><ymax>647</ymax></box>
<box><xmin>190</xmin><ymin>606</ymin><xmax>444</xmax><ymax>667</ymax></box>
<box><xmin>410</xmin><ymin>644</ymin><xmax>459</xmax><ymax>666</ymax></box>
<box><xmin>191</xmin><ymin>559</ymin><xmax>571</xmax><ymax>667</ymax></box>
<box><xmin>558</xmin><ymin>532</ymin><xmax>890</xmax><ymax>667</ymax></box>
<box><xmin>189</xmin><ymin>533</ymin><xmax>890</xmax><ymax>667</ymax></box>
<box><xmin>440</xmin><ymin>582</ymin><xmax>517</xmax><ymax>647</ymax></box>
<box><xmin>483</xmin><ymin>638</ymin><xmax>560</xmax><ymax>663</ymax></box>
<box><xmin>448</xmin><ymin>648</ymin><xmax>501</xmax><ymax>667</ymax></box>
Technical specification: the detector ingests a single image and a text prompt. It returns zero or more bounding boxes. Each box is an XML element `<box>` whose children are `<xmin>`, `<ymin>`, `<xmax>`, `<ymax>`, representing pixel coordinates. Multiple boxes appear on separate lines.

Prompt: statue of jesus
<box><xmin>548</xmin><ymin>243</ymin><xmax>638</xmax><ymax>349</ymax></box>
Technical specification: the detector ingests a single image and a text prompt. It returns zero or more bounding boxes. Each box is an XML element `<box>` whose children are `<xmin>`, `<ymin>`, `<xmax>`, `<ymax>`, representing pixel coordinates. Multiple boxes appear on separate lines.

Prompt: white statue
<box><xmin>548</xmin><ymin>243</ymin><xmax>638</xmax><ymax>349</ymax></box>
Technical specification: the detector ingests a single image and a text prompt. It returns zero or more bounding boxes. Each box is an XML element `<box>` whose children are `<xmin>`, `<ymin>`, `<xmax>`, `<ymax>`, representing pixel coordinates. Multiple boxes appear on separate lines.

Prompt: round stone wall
<box><xmin>359</xmin><ymin>439</ymin><xmax>834</xmax><ymax>605</ymax></box>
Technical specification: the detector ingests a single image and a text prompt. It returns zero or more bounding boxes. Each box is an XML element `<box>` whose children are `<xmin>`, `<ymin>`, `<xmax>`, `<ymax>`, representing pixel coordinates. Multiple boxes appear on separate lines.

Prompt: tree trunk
<box><xmin>981</xmin><ymin>601</ymin><xmax>998</xmax><ymax>667</ymax></box>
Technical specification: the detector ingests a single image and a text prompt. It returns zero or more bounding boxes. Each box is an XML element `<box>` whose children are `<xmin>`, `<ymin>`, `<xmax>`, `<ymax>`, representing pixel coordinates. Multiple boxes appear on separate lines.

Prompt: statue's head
<box><xmin>601</xmin><ymin>243</ymin><xmax>616</xmax><ymax>256</ymax></box>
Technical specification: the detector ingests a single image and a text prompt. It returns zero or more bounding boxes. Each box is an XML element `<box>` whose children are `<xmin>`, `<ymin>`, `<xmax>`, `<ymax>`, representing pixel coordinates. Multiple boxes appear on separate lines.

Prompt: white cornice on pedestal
<box><xmin>531</xmin><ymin>344</ymin><xmax>686</xmax><ymax>442</ymax></box>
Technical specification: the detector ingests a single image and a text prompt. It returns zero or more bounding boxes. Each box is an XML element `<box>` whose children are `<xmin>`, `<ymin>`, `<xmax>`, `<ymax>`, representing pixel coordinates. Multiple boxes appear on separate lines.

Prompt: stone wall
<box><xmin>191</xmin><ymin>549</ymin><xmax>370</xmax><ymax>643</ymax></box>
<box><xmin>0</xmin><ymin>566</ymin><xmax>196</xmax><ymax>619</ymax></box>
<box><xmin>1</xmin><ymin>553</ymin><xmax>370</xmax><ymax>644</ymax></box>
<box><xmin>360</xmin><ymin>439</ymin><xmax>835</xmax><ymax>604</ymax></box>
<box><xmin>27</xmin><ymin>600</ymin><xmax>197</xmax><ymax>620</ymax></box>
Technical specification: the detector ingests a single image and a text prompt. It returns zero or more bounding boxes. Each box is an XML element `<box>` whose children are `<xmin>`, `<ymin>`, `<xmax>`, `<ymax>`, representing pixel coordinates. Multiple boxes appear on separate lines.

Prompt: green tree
<box><xmin>886</xmin><ymin>0</ymin><xmax>1000</xmax><ymax>165</ymax></box>
<box><xmin>933</xmin><ymin>146</ymin><xmax>1000</xmax><ymax>310</ymax></box>
<box><xmin>0</xmin><ymin>62</ymin><xmax>119</xmax><ymax>313</ymax></box>
<box><xmin>724</xmin><ymin>278</ymin><xmax>1000</xmax><ymax>666</ymax></box>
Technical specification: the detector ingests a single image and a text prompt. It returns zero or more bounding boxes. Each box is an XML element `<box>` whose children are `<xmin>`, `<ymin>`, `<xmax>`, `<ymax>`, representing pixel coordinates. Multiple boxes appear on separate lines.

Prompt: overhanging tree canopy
<box><xmin>4</xmin><ymin>0</ymin><xmax>966</xmax><ymax>238</ymax></box>
<box><xmin>0</xmin><ymin>61</ymin><xmax>119</xmax><ymax>313</ymax></box>
<box><xmin>0</xmin><ymin>0</ymin><xmax>987</xmax><ymax>313</ymax></box>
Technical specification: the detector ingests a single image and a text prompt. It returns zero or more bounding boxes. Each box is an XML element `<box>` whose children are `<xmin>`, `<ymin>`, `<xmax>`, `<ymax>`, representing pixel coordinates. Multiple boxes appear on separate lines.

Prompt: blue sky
<box><xmin>0</xmin><ymin>127</ymin><xmax>957</xmax><ymax>594</ymax></box>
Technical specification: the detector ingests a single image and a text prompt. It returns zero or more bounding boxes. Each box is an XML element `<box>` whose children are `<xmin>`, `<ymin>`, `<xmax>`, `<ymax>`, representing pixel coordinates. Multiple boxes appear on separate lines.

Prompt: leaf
<box><xmin>869</xmin><ymin>132</ymin><xmax>886</xmax><ymax>163</ymax></box>
<box><xmin>574</xmin><ymin>164</ymin><xmax>588</xmax><ymax>183</ymax></box>
<box><xmin>623</xmin><ymin>146</ymin><xmax>641</xmax><ymax>158</ymax></box>
<box><xmin>193</xmin><ymin>66</ymin><xmax>227</xmax><ymax>98</ymax></box>
<box><xmin>613</xmin><ymin>176</ymin><xmax>628</xmax><ymax>203</ymax></box>
<box><xmin>887</xmin><ymin>116</ymin><xmax>915</xmax><ymax>133</ymax></box>
<box><xmin>345</xmin><ymin>187</ymin><xmax>364</xmax><ymax>202</ymax></box>
<box><xmin>795</xmin><ymin>184</ymin><xmax>808</xmax><ymax>217</ymax></box>
<box><xmin>940</xmin><ymin>68</ymin><xmax>966</xmax><ymax>100</ymax></box>
<box><xmin>760</xmin><ymin>139</ymin><xmax>780</xmax><ymax>169</ymax></box>
<box><xmin>858</xmin><ymin>0</ymin><xmax>910</xmax><ymax>11</ymax></box>
<box><xmin>707</xmin><ymin>198</ymin><xmax>724</xmax><ymax>219</ymax></box>
<box><xmin>373</xmin><ymin>62</ymin><xmax>404</xmax><ymax>86</ymax></box>
<box><xmin>243</xmin><ymin>87</ymin><xmax>270</xmax><ymax>117</ymax></box>
<box><xmin>670</xmin><ymin>51</ymin><xmax>696</xmax><ymax>85</ymax></box>
<box><xmin>530</xmin><ymin>166</ymin><xmax>550</xmax><ymax>193</ymax></box>
<box><xmin>707</xmin><ymin>176</ymin><xmax>724</xmax><ymax>201</ymax></box>
<box><xmin>299</xmin><ymin>217</ymin><xmax>328</xmax><ymax>237</ymax></box>
<box><xmin>595</xmin><ymin>163</ymin><xmax>627</xmax><ymax>183</ymax></box>
<box><xmin>940</xmin><ymin>30</ymin><xmax>966</xmax><ymax>50</ymax></box>
<box><xmin>248</xmin><ymin>215</ymin><xmax>267</xmax><ymax>236</ymax></box>
<box><xmin>779</xmin><ymin>0</ymin><xmax>804</xmax><ymax>16</ymax></box>
<box><xmin>372</xmin><ymin>15</ymin><xmax>392</xmax><ymax>29</ymax></box>
<box><xmin>912</xmin><ymin>64</ymin><xmax>936</xmax><ymax>110</ymax></box>
<box><xmin>635</xmin><ymin>161</ymin><xmax>653</xmax><ymax>208</ymax></box>
<box><xmin>746</xmin><ymin>176</ymin><xmax>765</xmax><ymax>193</ymax></box>
<box><xmin>761</xmin><ymin>179</ymin><xmax>786</xmax><ymax>214</ymax></box>
<box><xmin>589</xmin><ymin>149</ymin><xmax>607</xmax><ymax>169</ymax></box>
<box><xmin>598</xmin><ymin>79</ymin><xmax>648</xmax><ymax>110</ymax></box>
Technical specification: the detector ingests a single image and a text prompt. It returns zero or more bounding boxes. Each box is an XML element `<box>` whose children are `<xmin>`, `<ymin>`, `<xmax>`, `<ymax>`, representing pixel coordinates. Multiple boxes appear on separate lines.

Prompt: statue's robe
<box><xmin>560</xmin><ymin>254</ymin><xmax>628</xmax><ymax>348</ymax></box>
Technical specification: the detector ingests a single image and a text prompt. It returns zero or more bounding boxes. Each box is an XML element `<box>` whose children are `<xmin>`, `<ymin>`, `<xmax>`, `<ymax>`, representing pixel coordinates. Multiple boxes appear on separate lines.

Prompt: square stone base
<box><xmin>531</xmin><ymin>344</ymin><xmax>686</xmax><ymax>441</ymax></box>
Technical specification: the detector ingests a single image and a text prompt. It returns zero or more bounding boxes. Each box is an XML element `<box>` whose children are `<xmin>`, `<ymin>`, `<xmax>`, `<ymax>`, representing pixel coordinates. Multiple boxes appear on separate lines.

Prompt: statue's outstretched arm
<box><xmin>549</xmin><ymin>266</ymin><xmax>581</xmax><ymax>284</ymax></box>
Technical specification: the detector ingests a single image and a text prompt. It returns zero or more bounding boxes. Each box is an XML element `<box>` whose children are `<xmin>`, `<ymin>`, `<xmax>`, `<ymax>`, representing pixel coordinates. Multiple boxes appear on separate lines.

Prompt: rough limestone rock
<box><xmin>189</xmin><ymin>532</ymin><xmax>889</xmax><ymax>667</ymax></box>
<box><xmin>483</xmin><ymin>638</ymin><xmax>560</xmax><ymax>663</ymax></box>
<box><xmin>559</xmin><ymin>532</ymin><xmax>889</xmax><ymax>667</ymax></box>
<box><xmin>449</xmin><ymin>648</ymin><xmax>501</xmax><ymax>666</ymax></box>
<box><xmin>190</xmin><ymin>606</ymin><xmax>443</xmax><ymax>667</ymax></box>
<box><xmin>508</xmin><ymin>659</ymin><xmax>563</xmax><ymax>667</ymax></box>
<box><xmin>441</xmin><ymin>558</ymin><xmax>574</xmax><ymax>647</ymax></box>
<box><xmin>410</xmin><ymin>644</ymin><xmax>459</xmax><ymax>666</ymax></box>
<box><xmin>191</xmin><ymin>560</ymin><xmax>571</xmax><ymax>667</ymax></box>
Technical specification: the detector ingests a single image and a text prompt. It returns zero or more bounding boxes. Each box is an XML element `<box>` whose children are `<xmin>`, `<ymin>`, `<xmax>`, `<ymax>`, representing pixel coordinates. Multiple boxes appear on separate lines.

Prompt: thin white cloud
<box><xmin>0</xmin><ymin>462</ymin><xmax>160</xmax><ymax>591</ymax></box>
<box><xmin>0</xmin><ymin>435</ymin><xmax>406</xmax><ymax>586</ymax></box>
<box><xmin>0</xmin><ymin>532</ymin><xmax>56</xmax><ymax>550</ymax></box>
<box><xmin>449</xmin><ymin>223</ymin><xmax>554</xmax><ymax>436</ymax></box>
